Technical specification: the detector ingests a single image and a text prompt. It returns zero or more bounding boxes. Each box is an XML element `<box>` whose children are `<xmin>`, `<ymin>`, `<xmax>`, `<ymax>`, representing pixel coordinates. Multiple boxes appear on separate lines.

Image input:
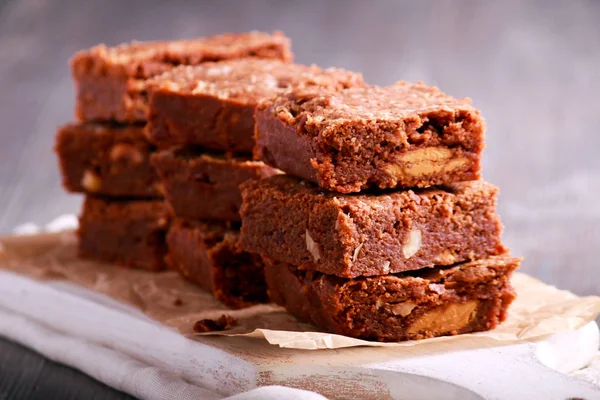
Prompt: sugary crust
<box><xmin>265</xmin><ymin>255</ymin><xmax>520</xmax><ymax>342</ymax></box>
<box><xmin>151</xmin><ymin>148</ymin><xmax>281</xmax><ymax>221</ymax></box>
<box><xmin>255</xmin><ymin>82</ymin><xmax>485</xmax><ymax>192</ymax></box>
<box><xmin>55</xmin><ymin>122</ymin><xmax>161</xmax><ymax>198</ymax></box>
<box><xmin>71</xmin><ymin>31</ymin><xmax>293</xmax><ymax>123</ymax></box>
<box><xmin>166</xmin><ymin>219</ymin><xmax>268</xmax><ymax>309</ymax></box>
<box><xmin>77</xmin><ymin>197</ymin><xmax>170</xmax><ymax>271</ymax></box>
<box><xmin>239</xmin><ymin>175</ymin><xmax>506</xmax><ymax>278</ymax></box>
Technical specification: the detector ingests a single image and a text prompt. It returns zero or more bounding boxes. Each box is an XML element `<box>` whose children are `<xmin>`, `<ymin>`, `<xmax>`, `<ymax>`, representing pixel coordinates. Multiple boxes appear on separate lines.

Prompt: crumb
<box><xmin>193</xmin><ymin>314</ymin><xmax>238</xmax><ymax>333</ymax></box>
<box><xmin>173</xmin><ymin>297</ymin><xmax>183</xmax><ymax>306</ymax></box>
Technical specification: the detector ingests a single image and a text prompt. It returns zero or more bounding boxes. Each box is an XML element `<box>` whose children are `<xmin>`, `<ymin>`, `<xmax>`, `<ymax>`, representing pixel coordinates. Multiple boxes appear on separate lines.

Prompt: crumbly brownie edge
<box><xmin>166</xmin><ymin>219</ymin><xmax>268</xmax><ymax>309</ymax></box>
<box><xmin>239</xmin><ymin>175</ymin><xmax>506</xmax><ymax>278</ymax></box>
<box><xmin>146</xmin><ymin>91</ymin><xmax>256</xmax><ymax>151</ymax></box>
<box><xmin>265</xmin><ymin>255</ymin><xmax>520</xmax><ymax>342</ymax></box>
<box><xmin>55</xmin><ymin>123</ymin><xmax>163</xmax><ymax>198</ymax></box>
<box><xmin>77</xmin><ymin>197</ymin><xmax>170</xmax><ymax>271</ymax></box>
<box><xmin>152</xmin><ymin>149</ymin><xmax>281</xmax><ymax>221</ymax></box>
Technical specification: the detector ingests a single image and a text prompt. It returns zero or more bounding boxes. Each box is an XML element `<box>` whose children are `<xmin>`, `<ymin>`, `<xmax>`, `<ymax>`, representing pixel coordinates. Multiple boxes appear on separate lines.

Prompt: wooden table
<box><xmin>0</xmin><ymin>0</ymin><xmax>598</xmax><ymax>398</ymax></box>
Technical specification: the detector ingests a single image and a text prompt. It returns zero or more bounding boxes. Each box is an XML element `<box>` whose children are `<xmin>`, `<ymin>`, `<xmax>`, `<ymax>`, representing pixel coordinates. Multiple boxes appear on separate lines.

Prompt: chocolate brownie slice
<box><xmin>78</xmin><ymin>197</ymin><xmax>170</xmax><ymax>270</ymax></box>
<box><xmin>55</xmin><ymin>122</ymin><xmax>161</xmax><ymax>198</ymax></box>
<box><xmin>255</xmin><ymin>82</ymin><xmax>485</xmax><ymax>192</ymax></box>
<box><xmin>240</xmin><ymin>175</ymin><xmax>506</xmax><ymax>278</ymax></box>
<box><xmin>71</xmin><ymin>31</ymin><xmax>292</xmax><ymax>123</ymax></box>
<box><xmin>145</xmin><ymin>59</ymin><xmax>364</xmax><ymax>151</ymax></box>
<box><xmin>265</xmin><ymin>255</ymin><xmax>520</xmax><ymax>342</ymax></box>
<box><xmin>166</xmin><ymin>219</ymin><xmax>267</xmax><ymax>309</ymax></box>
<box><xmin>151</xmin><ymin>148</ymin><xmax>281</xmax><ymax>221</ymax></box>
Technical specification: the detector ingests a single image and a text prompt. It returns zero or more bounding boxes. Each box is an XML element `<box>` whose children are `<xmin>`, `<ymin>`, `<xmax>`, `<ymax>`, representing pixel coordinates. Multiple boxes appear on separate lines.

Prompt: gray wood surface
<box><xmin>0</xmin><ymin>0</ymin><xmax>598</xmax><ymax>398</ymax></box>
<box><xmin>0</xmin><ymin>336</ymin><xmax>133</xmax><ymax>399</ymax></box>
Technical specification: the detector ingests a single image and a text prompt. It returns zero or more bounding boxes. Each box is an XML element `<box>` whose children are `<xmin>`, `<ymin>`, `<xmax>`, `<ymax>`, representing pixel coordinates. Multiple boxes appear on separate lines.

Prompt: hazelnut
<box><xmin>391</xmin><ymin>302</ymin><xmax>417</xmax><ymax>317</ymax></box>
<box><xmin>352</xmin><ymin>242</ymin><xmax>364</xmax><ymax>262</ymax></box>
<box><xmin>81</xmin><ymin>170</ymin><xmax>101</xmax><ymax>192</ymax></box>
<box><xmin>305</xmin><ymin>230</ymin><xmax>321</xmax><ymax>261</ymax></box>
<box><xmin>382</xmin><ymin>261</ymin><xmax>391</xmax><ymax>274</ymax></box>
<box><xmin>402</xmin><ymin>229</ymin><xmax>422</xmax><ymax>259</ymax></box>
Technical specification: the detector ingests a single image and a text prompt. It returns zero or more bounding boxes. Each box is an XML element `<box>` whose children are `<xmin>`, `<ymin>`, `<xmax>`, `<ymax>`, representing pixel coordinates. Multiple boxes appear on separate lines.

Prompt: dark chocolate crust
<box><xmin>145</xmin><ymin>59</ymin><xmax>364</xmax><ymax>151</ymax></box>
<box><xmin>78</xmin><ymin>197</ymin><xmax>170</xmax><ymax>271</ymax></box>
<box><xmin>240</xmin><ymin>175</ymin><xmax>506</xmax><ymax>278</ymax></box>
<box><xmin>265</xmin><ymin>255</ymin><xmax>519</xmax><ymax>342</ymax></box>
<box><xmin>71</xmin><ymin>32</ymin><xmax>293</xmax><ymax>123</ymax></box>
<box><xmin>255</xmin><ymin>82</ymin><xmax>485</xmax><ymax>193</ymax></box>
<box><xmin>55</xmin><ymin>122</ymin><xmax>161</xmax><ymax>198</ymax></box>
<box><xmin>165</xmin><ymin>219</ymin><xmax>268</xmax><ymax>309</ymax></box>
<box><xmin>152</xmin><ymin>148</ymin><xmax>281</xmax><ymax>221</ymax></box>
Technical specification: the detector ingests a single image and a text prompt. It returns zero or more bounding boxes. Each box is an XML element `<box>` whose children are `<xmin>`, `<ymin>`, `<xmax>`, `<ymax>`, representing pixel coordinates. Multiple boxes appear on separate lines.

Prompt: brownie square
<box><xmin>166</xmin><ymin>219</ymin><xmax>268</xmax><ymax>309</ymax></box>
<box><xmin>240</xmin><ymin>175</ymin><xmax>506</xmax><ymax>278</ymax></box>
<box><xmin>78</xmin><ymin>197</ymin><xmax>170</xmax><ymax>270</ymax></box>
<box><xmin>55</xmin><ymin>122</ymin><xmax>161</xmax><ymax>198</ymax></box>
<box><xmin>145</xmin><ymin>58</ymin><xmax>364</xmax><ymax>151</ymax></box>
<box><xmin>71</xmin><ymin>31</ymin><xmax>293</xmax><ymax>123</ymax></box>
<box><xmin>255</xmin><ymin>82</ymin><xmax>485</xmax><ymax>192</ymax></box>
<box><xmin>151</xmin><ymin>148</ymin><xmax>281</xmax><ymax>221</ymax></box>
<box><xmin>265</xmin><ymin>255</ymin><xmax>520</xmax><ymax>342</ymax></box>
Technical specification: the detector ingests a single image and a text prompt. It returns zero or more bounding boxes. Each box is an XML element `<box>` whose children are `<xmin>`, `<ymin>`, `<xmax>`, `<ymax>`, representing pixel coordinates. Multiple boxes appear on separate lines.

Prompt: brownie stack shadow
<box><xmin>54</xmin><ymin>32</ymin><xmax>294</xmax><ymax>277</ymax></box>
<box><xmin>239</xmin><ymin>83</ymin><xmax>522</xmax><ymax>341</ymax></box>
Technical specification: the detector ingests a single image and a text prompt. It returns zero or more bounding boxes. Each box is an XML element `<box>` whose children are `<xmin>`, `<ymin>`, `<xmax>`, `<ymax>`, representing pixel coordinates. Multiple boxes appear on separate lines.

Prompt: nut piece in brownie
<box><xmin>265</xmin><ymin>255</ymin><xmax>520</xmax><ymax>342</ymax></box>
<box><xmin>240</xmin><ymin>175</ymin><xmax>506</xmax><ymax>278</ymax></box>
<box><xmin>255</xmin><ymin>82</ymin><xmax>485</xmax><ymax>192</ymax></box>
<box><xmin>166</xmin><ymin>219</ymin><xmax>268</xmax><ymax>309</ymax></box>
<box><xmin>71</xmin><ymin>31</ymin><xmax>293</xmax><ymax>123</ymax></box>
<box><xmin>151</xmin><ymin>148</ymin><xmax>281</xmax><ymax>221</ymax></box>
<box><xmin>145</xmin><ymin>59</ymin><xmax>364</xmax><ymax>152</ymax></box>
<box><xmin>55</xmin><ymin>122</ymin><xmax>161</xmax><ymax>198</ymax></box>
<box><xmin>78</xmin><ymin>197</ymin><xmax>170</xmax><ymax>271</ymax></box>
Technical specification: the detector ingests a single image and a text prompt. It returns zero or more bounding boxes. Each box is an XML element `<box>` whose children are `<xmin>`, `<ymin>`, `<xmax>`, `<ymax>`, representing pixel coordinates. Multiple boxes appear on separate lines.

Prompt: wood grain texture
<box><xmin>0</xmin><ymin>0</ymin><xmax>598</xmax><ymax>398</ymax></box>
<box><xmin>0</xmin><ymin>337</ymin><xmax>133</xmax><ymax>400</ymax></box>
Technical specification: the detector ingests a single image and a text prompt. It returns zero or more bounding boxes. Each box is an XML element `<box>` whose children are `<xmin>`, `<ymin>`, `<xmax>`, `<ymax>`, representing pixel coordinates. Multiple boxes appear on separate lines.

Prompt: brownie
<box><xmin>145</xmin><ymin>59</ymin><xmax>364</xmax><ymax>151</ymax></box>
<box><xmin>265</xmin><ymin>254</ymin><xmax>519</xmax><ymax>342</ymax></box>
<box><xmin>239</xmin><ymin>175</ymin><xmax>506</xmax><ymax>278</ymax></box>
<box><xmin>165</xmin><ymin>219</ymin><xmax>268</xmax><ymax>309</ymax></box>
<box><xmin>151</xmin><ymin>148</ymin><xmax>281</xmax><ymax>221</ymax></box>
<box><xmin>71</xmin><ymin>31</ymin><xmax>293</xmax><ymax>123</ymax></box>
<box><xmin>78</xmin><ymin>197</ymin><xmax>170</xmax><ymax>270</ymax></box>
<box><xmin>55</xmin><ymin>122</ymin><xmax>161</xmax><ymax>198</ymax></box>
<box><xmin>255</xmin><ymin>82</ymin><xmax>485</xmax><ymax>193</ymax></box>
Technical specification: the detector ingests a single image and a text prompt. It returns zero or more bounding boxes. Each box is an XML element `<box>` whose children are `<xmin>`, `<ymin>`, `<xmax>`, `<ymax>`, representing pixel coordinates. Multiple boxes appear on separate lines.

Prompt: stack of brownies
<box><xmin>55</xmin><ymin>30</ymin><xmax>521</xmax><ymax>342</ymax></box>
<box><xmin>145</xmin><ymin>52</ymin><xmax>364</xmax><ymax>308</ymax></box>
<box><xmin>238</xmin><ymin>83</ymin><xmax>522</xmax><ymax>341</ymax></box>
<box><xmin>54</xmin><ymin>32</ymin><xmax>293</xmax><ymax>272</ymax></box>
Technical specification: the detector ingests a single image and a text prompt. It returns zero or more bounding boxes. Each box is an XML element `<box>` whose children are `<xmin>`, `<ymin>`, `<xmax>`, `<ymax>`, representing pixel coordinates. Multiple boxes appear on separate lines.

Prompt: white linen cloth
<box><xmin>1</xmin><ymin>217</ymin><xmax>327</xmax><ymax>400</ymax></box>
<box><xmin>0</xmin><ymin>270</ymin><xmax>326</xmax><ymax>400</ymax></box>
<box><xmin>0</xmin><ymin>216</ymin><xmax>598</xmax><ymax>399</ymax></box>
